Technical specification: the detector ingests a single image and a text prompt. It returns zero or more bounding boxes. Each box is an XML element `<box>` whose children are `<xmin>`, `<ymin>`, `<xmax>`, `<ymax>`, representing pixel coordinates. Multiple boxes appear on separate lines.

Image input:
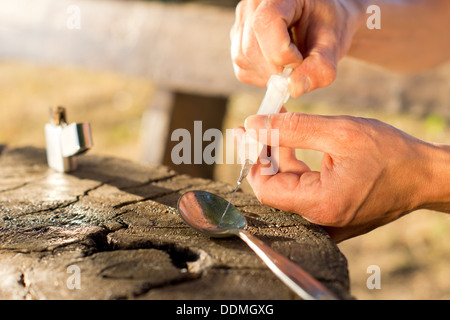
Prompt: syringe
<box><xmin>220</xmin><ymin>67</ymin><xmax>293</xmax><ymax>223</ymax></box>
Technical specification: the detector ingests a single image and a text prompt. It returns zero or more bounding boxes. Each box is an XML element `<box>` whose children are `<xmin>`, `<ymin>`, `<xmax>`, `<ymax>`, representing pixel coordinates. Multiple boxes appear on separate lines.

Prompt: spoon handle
<box><xmin>237</xmin><ymin>230</ymin><xmax>338</xmax><ymax>300</ymax></box>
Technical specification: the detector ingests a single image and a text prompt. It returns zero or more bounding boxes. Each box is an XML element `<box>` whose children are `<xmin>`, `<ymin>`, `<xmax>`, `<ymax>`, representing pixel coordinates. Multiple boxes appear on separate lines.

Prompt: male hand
<box><xmin>237</xmin><ymin>112</ymin><xmax>450</xmax><ymax>242</ymax></box>
<box><xmin>230</xmin><ymin>0</ymin><xmax>367</xmax><ymax>97</ymax></box>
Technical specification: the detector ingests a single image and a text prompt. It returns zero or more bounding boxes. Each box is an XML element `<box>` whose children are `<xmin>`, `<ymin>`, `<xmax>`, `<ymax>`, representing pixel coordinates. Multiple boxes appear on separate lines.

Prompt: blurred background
<box><xmin>0</xmin><ymin>0</ymin><xmax>449</xmax><ymax>299</ymax></box>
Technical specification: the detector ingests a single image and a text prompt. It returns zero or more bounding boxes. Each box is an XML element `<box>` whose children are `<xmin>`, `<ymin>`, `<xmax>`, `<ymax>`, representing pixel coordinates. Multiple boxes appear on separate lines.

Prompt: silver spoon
<box><xmin>177</xmin><ymin>190</ymin><xmax>338</xmax><ymax>300</ymax></box>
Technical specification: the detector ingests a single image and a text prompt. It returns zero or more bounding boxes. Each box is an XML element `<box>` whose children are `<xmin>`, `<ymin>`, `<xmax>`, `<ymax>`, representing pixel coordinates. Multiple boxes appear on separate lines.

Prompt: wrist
<box><xmin>416</xmin><ymin>143</ymin><xmax>450</xmax><ymax>213</ymax></box>
<box><xmin>336</xmin><ymin>0</ymin><xmax>374</xmax><ymax>59</ymax></box>
<box><xmin>338</xmin><ymin>0</ymin><xmax>373</xmax><ymax>32</ymax></box>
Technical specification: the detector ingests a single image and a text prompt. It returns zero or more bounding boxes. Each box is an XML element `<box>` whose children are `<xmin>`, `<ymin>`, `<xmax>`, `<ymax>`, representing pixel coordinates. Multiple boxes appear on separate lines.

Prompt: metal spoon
<box><xmin>177</xmin><ymin>190</ymin><xmax>338</xmax><ymax>300</ymax></box>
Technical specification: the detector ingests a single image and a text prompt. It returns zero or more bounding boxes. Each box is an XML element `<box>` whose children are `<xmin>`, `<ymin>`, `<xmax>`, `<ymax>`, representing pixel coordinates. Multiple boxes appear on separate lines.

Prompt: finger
<box><xmin>241</xmin><ymin>17</ymin><xmax>277</xmax><ymax>85</ymax></box>
<box><xmin>234</xmin><ymin>125</ymin><xmax>326</xmax><ymax>224</ymax></box>
<box><xmin>232</xmin><ymin>126</ymin><xmax>246</xmax><ymax>146</ymax></box>
<box><xmin>231</xmin><ymin>12</ymin><xmax>254</xmax><ymax>82</ymax></box>
<box><xmin>247</xmin><ymin>164</ymin><xmax>323</xmax><ymax>219</ymax></box>
<box><xmin>289</xmin><ymin>27</ymin><xmax>338</xmax><ymax>97</ymax></box>
<box><xmin>251</xmin><ymin>0</ymin><xmax>303</xmax><ymax>69</ymax></box>
<box><xmin>230</xmin><ymin>1</ymin><xmax>254</xmax><ymax>80</ymax></box>
<box><xmin>273</xmin><ymin>145</ymin><xmax>311</xmax><ymax>174</ymax></box>
<box><xmin>258</xmin><ymin>107</ymin><xmax>310</xmax><ymax>174</ymax></box>
<box><xmin>245</xmin><ymin>112</ymin><xmax>344</xmax><ymax>154</ymax></box>
<box><xmin>231</xmin><ymin>0</ymin><xmax>270</xmax><ymax>86</ymax></box>
<box><xmin>233</xmin><ymin>125</ymin><xmax>309</xmax><ymax>175</ymax></box>
<box><xmin>290</xmin><ymin>51</ymin><xmax>337</xmax><ymax>98</ymax></box>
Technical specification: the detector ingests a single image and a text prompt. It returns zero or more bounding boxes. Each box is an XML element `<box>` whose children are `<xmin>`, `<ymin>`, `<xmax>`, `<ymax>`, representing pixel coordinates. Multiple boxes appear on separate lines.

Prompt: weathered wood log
<box><xmin>0</xmin><ymin>146</ymin><xmax>351</xmax><ymax>299</ymax></box>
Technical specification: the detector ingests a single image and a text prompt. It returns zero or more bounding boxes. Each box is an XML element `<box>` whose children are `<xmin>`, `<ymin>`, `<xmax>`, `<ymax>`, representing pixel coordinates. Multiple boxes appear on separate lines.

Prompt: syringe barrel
<box><xmin>256</xmin><ymin>68</ymin><xmax>292</xmax><ymax>115</ymax></box>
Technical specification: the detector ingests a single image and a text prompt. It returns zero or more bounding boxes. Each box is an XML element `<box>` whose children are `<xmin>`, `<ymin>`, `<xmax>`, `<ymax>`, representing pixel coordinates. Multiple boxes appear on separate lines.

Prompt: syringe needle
<box><xmin>219</xmin><ymin>159</ymin><xmax>252</xmax><ymax>225</ymax></box>
<box><xmin>219</xmin><ymin>181</ymin><xmax>240</xmax><ymax>225</ymax></box>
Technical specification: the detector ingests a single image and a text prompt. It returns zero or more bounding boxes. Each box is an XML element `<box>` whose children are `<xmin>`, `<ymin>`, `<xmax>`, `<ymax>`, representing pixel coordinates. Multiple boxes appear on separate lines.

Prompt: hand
<box><xmin>237</xmin><ymin>112</ymin><xmax>450</xmax><ymax>242</ymax></box>
<box><xmin>230</xmin><ymin>0</ymin><xmax>367</xmax><ymax>97</ymax></box>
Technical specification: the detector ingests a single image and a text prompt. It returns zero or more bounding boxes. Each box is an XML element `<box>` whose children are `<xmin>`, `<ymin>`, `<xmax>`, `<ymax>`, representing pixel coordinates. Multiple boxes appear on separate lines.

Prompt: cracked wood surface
<box><xmin>0</xmin><ymin>146</ymin><xmax>351</xmax><ymax>300</ymax></box>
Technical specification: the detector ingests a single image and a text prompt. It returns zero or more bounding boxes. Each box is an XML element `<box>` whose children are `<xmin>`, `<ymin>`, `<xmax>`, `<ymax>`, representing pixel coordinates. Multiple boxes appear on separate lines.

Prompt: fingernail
<box><xmin>245</xmin><ymin>114</ymin><xmax>269</xmax><ymax>131</ymax></box>
<box><xmin>232</xmin><ymin>127</ymin><xmax>244</xmax><ymax>140</ymax></box>
<box><xmin>299</xmin><ymin>75</ymin><xmax>311</xmax><ymax>94</ymax></box>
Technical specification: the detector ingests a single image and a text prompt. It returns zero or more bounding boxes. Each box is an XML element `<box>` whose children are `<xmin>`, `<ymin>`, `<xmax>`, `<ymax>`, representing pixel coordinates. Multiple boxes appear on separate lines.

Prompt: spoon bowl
<box><xmin>177</xmin><ymin>190</ymin><xmax>338</xmax><ymax>300</ymax></box>
<box><xmin>177</xmin><ymin>190</ymin><xmax>246</xmax><ymax>237</ymax></box>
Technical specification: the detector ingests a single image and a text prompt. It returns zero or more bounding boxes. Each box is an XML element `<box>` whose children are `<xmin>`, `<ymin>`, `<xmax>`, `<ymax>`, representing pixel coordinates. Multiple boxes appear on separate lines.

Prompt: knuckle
<box><xmin>232</xmin><ymin>53</ymin><xmax>249</xmax><ymax>70</ymax></box>
<box><xmin>266</xmin><ymin>50</ymin><xmax>290</xmax><ymax>67</ymax></box>
<box><xmin>284</xmin><ymin>112</ymin><xmax>303</xmax><ymax>136</ymax></box>
<box><xmin>336</xmin><ymin>116</ymin><xmax>382</xmax><ymax>150</ymax></box>
<box><xmin>332</xmin><ymin>117</ymin><xmax>362</xmax><ymax>144</ymax></box>
<box><xmin>278</xmin><ymin>112</ymin><xmax>309</xmax><ymax>143</ymax></box>
<box><xmin>233</xmin><ymin>67</ymin><xmax>252</xmax><ymax>84</ymax></box>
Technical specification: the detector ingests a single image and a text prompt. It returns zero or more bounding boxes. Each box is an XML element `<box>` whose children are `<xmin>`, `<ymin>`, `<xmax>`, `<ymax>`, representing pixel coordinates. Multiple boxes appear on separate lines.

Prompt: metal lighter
<box><xmin>45</xmin><ymin>106</ymin><xmax>93</xmax><ymax>172</ymax></box>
